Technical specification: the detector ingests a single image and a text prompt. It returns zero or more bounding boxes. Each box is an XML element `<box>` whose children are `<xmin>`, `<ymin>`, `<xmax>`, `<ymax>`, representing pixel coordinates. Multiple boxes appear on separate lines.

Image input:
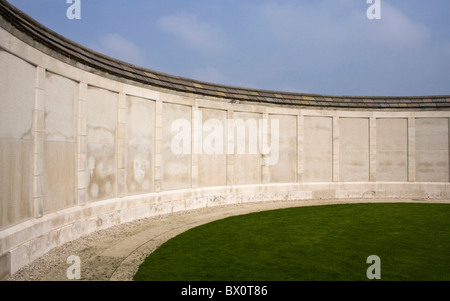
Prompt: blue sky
<box><xmin>6</xmin><ymin>0</ymin><xmax>450</xmax><ymax>96</ymax></box>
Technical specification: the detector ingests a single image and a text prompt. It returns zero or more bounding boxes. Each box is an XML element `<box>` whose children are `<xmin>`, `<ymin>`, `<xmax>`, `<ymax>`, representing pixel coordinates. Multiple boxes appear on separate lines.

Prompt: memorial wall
<box><xmin>1</xmin><ymin>1</ymin><xmax>450</xmax><ymax>279</ymax></box>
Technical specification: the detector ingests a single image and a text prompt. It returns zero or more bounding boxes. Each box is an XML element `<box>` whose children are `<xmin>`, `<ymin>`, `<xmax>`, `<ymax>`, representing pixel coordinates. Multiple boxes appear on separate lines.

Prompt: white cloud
<box><xmin>157</xmin><ymin>13</ymin><xmax>230</xmax><ymax>55</ymax></box>
<box><xmin>257</xmin><ymin>1</ymin><xmax>355</xmax><ymax>44</ymax></box>
<box><xmin>241</xmin><ymin>0</ymin><xmax>439</xmax><ymax>95</ymax></box>
<box><xmin>90</xmin><ymin>33</ymin><xmax>148</xmax><ymax>66</ymax></box>
<box><xmin>257</xmin><ymin>0</ymin><xmax>430</xmax><ymax>50</ymax></box>
<box><xmin>250</xmin><ymin>1</ymin><xmax>362</xmax><ymax>74</ymax></box>
<box><xmin>367</xmin><ymin>2</ymin><xmax>430</xmax><ymax>48</ymax></box>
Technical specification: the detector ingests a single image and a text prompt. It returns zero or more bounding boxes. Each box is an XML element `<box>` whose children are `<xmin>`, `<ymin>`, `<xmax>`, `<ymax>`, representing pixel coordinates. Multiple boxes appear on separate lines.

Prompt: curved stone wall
<box><xmin>1</xmin><ymin>1</ymin><xmax>450</xmax><ymax>279</ymax></box>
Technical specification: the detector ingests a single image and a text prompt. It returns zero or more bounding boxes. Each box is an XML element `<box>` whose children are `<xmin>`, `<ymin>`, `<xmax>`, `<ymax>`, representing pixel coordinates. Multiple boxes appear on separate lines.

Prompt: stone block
<box><xmin>58</xmin><ymin>224</ymin><xmax>75</xmax><ymax>246</ymax></box>
<box><xmin>171</xmin><ymin>200</ymin><xmax>186</xmax><ymax>213</ymax></box>
<box><xmin>0</xmin><ymin>252</ymin><xmax>11</xmax><ymax>280</ymax></box>
<box><xmin>186</xmin><ymin>197</ymin><xmax>208</xmax><ymax>211</ymax></box>
<box><xmin>9</xmin><ymin>242</ymin><xmax>30</xmax><ymax>275</ymax></box>
<box><xmin>312</xmin><ymin>189</ymin><xmax>336</xmax><ymax>200</ymax></box>
<box><xmin>290</xmin><ymin>190</ymin><xmax>313</xmax><ymax>200</ymax></box>
<box><xmin>120</xmin><ymin>208</ymin><xmax>136</xmax><ymax>224</ymax></box>
<box><xmin>148</xmin><ymin>202</ymin><xmax>171</xmax><ymax>217</ymax></box>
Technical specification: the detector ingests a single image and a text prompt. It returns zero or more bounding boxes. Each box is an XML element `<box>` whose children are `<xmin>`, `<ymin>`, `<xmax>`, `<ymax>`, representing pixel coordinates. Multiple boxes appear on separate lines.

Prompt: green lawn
<box><xmin>134</xmin><ymin>203</ymin><xmax>450</xmax><ymax>281</ymax></box>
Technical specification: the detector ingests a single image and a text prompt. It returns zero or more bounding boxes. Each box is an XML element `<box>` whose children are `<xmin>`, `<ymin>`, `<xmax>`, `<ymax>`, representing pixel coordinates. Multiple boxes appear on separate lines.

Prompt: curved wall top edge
<box><xmin>1</xmin><ymin>0</ymin><xmax>450</xmax><ymax>109</ymax></box>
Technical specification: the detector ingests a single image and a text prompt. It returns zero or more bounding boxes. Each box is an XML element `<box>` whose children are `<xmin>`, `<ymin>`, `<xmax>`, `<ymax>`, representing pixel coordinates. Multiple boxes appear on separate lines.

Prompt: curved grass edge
<box><xmin>134</xmin><ymin>203</ymin><xmax>450</xmax><ymax>281</ymax></box>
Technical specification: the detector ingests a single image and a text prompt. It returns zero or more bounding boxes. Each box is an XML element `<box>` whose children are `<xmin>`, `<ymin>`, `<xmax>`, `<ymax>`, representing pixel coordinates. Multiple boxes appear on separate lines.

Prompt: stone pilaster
<box><xmin>154</xmin><ymin>100</ymin><xmax>163</xmax><ymax>192</ymax></box>
<box><xmin>297</xmin><ymin>113</ymin><xmax>304</xmax><ymax>183</ymax></box>
<box><xmin>369</xmin><ymin>117</ymin><xmax>377</xmax><ymax>182</ymax></box>
<box><xmin>33</xmin><ymin>66</ymin><xmax>45</xmax><ymax>218</ymax></box>
<box><xmin>333</xmin><ymin>116</ymin><xmax>340</xmax><ymax>182</ymax></box>
<box><xmin>261</xmin><ymin>113</ymin><xmax>271</xmax><ymax>184</ymax></box>
<box><xmin>226</xmin><ymin>109</ymin><xmax>234</xmax><ymax>186</ymax></box>
<box><xmin>117</xmin><ymin>93</ymin><xmax>127</xmax><ymax>196</ymax></box>
<box><xmin>408</xmin><ymin>117</ymin><xmax>416</xmax><ymax>182</ymax></box>
<box><xmin>77</xmin><ymin>82</ymin><xmax>88</xmax><ymax>205</ymax></box>
<box><xmin>191</xmin><ymin>104</ymin><xmax>199</xmax><ymax>189</ymax></box>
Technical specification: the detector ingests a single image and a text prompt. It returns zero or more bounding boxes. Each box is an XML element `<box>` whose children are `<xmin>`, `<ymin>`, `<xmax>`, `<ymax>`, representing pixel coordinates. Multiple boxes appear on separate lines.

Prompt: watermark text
<box><xmin>66</xmin><ymin>255</ymin><xmax>81</xmax><ymax>280</ymax></box>
<box><xmin>170</xmin><ymin>111</ymin><xmax>280</xmax><ymax>165</ymax></box>
<box><xmin>367</xmin><ymin>0</ymin><xmax>381</xmax><ymax>20</ymax></box>
<box><xmin>366</xmin><ymin>255</ymin><xmax>381</xmax><ymax>279</ymax></box>
<box><xmin>66</xmin><ymin>0</ymin><xmax>81</xmax><ymax>20</ymax></box>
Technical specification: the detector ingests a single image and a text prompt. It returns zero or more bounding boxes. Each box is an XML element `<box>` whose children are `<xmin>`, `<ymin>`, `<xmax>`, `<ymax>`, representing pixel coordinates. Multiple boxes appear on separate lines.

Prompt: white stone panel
<box><xmin>198</xmin><ymin>108</ymin><xmax>227</xmax><ymax>187</ymax></box>
<box><xmin>162</xmin><ymin>102</ymin><xmax>192</xmax><ymax>191</ymax></box>
<box><xmin>303</xmin><ymin>116</ymin><xmax>333</xmax><ymax>182</ymax></box>
<box><xmin>270</xmin><ymin>114</ymin><xmax>297</xmax><ymax>183</ymax></box>
<box><xmin>232</xmin><ymin>111</ymin><xmax>262</xmax><ymax>185</ymax></box>
<box><xmin>0</xmin><ymin>51</ymin><xmax>34</xmax><ymax>231</ymax></box>
<box><xmin>416</xmin><ymin>118</ymin><xmax>449</xmax><ymax>182</ymax></box>
<box><xmin>339</xmin><ymin>118</ymin><xmax>370</xmax><ymax>182</ymax></box>
<box><xmin>44</xmin><ymin>73</ymin><xmax>78</xmax><ymax>213</ymax></box>
<box><xmin>0</xmin><ymin>50</ymin><xmax>34</xmax><ymax>140</ymax></box>
<box><xmin>126</xmin><ymin>96</ymin><xmax>155</xmax><ymax>194</ymax></box>
<box><xmin>44</xmin><ymin>73</ymin><xmax>78</xmax><ymax>142</ymax></box>
<box><xmin>377</xmin><ymin>119</ymin><xmax>408</xmax><ymax>181</ymax></box>
<box><xmin>86</xmin><ymin>87</ymin><xmax>117</xmax><ymax>201</ymax></box>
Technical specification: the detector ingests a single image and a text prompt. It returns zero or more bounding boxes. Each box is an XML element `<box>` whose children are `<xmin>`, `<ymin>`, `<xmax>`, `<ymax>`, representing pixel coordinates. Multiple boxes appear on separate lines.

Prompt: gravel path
<box><xmin>5</xmin><ymin>198</ymin><xmax>450</xmax><ymax>281</ymax></box>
